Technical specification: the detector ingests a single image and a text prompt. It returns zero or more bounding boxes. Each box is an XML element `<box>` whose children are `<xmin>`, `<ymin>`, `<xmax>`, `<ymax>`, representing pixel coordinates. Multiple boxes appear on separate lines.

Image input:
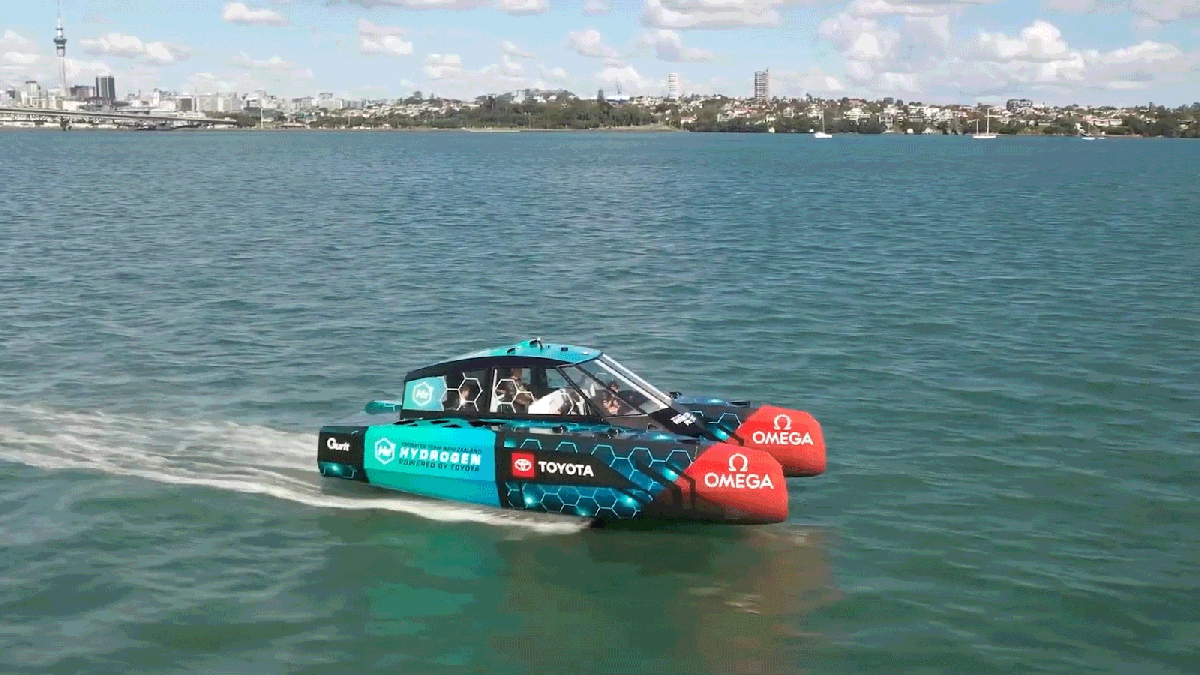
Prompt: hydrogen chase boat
<box><xmin>317</xmin><ymin>339</ymin><xmax>826</xmax><ymax>524</ymax></box>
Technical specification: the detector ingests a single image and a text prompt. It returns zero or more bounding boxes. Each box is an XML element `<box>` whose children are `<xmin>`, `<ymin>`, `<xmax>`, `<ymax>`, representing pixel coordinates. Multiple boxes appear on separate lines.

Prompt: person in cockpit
<box><xmin>495</xmin><ymin>367</ymin><xmax>534</xmax><ymax>413</ymax></box>
<box><xmin>601</xmin><ymin>380</ymin><xmax>631</xmax><ymax>415</ymax></box>
<box><xmin>528</xmin><ymin>385</ymin><xmax>580</xmax><ymax>415</ymax></box>
<box><xmin>455</xmin><ymin>380</ymin><xmax>480</xmax><ymax>411</ymax></box>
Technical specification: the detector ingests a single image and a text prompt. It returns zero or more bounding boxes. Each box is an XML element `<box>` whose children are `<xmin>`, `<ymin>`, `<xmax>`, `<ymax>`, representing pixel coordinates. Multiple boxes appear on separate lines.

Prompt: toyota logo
<box><xmin>514</xmin><ymin>458</ymin><xmax>532</xmax><ymax>472</ymax></box>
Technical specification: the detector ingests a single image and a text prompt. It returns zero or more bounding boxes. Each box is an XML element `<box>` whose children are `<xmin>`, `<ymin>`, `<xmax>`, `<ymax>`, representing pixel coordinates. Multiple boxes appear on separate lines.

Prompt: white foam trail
<box><xmin>0</xmin><ymin>404</ymin><xmax>586</xmax><ymax>535</ymax></box>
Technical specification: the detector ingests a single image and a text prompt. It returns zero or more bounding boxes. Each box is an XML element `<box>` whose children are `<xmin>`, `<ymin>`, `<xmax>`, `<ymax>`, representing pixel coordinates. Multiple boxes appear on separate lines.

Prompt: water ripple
<box><xmin>1</xmin><ymin>132</ymin><xmax>1198</xmax><ymax>674</ymax></box>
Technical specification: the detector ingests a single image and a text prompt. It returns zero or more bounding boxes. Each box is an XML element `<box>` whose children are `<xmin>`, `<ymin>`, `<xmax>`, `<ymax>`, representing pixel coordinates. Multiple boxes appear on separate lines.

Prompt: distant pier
<box><xmin>0</xmin><ymin>106</ymin><xmax>238</xmax><ymax>129</ymax></box>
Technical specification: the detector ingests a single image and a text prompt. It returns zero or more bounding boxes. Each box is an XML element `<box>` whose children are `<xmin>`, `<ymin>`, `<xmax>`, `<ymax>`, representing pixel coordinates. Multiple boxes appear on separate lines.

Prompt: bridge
<box><xmin>0</xmin><ymin>106</ymin><xmax>239</xmax><ymax>127</ymax></box>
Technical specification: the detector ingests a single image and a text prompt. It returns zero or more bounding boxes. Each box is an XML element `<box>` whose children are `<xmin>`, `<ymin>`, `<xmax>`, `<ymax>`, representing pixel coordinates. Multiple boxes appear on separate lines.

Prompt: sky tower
<box><xmin>53</xmin><ymin>1</ymin><xmax>68</xmax><ymax>100</ymax></box>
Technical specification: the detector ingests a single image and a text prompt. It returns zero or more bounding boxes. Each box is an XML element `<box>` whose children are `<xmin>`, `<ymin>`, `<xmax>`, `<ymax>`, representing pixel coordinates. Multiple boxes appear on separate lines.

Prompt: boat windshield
<box><xmin>559</xmin><ymin>355</ymin><xmax>674</xmax><ymax>417</ymax></box>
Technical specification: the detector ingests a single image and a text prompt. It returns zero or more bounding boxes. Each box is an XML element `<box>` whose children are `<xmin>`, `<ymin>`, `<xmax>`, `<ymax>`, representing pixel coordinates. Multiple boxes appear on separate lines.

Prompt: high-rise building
<box><xmin>53</xmin><ymin>4</ymin><xmax>68</xmax><ymax>101</ymax></box>
<box><xmin>95</xmin><ymin>75</ymin><xmax>116</xmax><ymax>103</ymax></box>
<box><xmin>23</xmin><ymin>80</ymin><xmax>44</xmax><ymax>107</ymax></box>
<box><xmin>667</xmin><ymin>73</ymin><xmax>679</xmax><ymax>100</ymax></box>
<box><xmin>754</xmin><ymin>69</ymin><xmax>769</xmax><ymax>103</ymax></box>
<box><xmin>218</xmin><ymin>92</ymin><xmax>241</xmax><ymax>112</ymax></box>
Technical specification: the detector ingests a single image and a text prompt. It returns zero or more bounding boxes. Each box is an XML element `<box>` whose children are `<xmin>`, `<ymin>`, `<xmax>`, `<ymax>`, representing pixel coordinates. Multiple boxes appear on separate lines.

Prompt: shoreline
<box><xmin>0</xmin><ymin>124</ymin><xmax>683</xmax><ymax>133</ymax></box>
<box><xmin>0</xmin><ymin>124</ymin><xmax>1187</xmax><ymax>139</ymax></box>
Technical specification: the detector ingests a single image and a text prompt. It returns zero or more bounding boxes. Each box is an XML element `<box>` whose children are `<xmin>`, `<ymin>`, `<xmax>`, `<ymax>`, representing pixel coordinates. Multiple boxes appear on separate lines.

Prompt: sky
<box><xmin>2</xmin><ymin>1</ymin><xmax>1198</xmax><ymax>106</ymax></box>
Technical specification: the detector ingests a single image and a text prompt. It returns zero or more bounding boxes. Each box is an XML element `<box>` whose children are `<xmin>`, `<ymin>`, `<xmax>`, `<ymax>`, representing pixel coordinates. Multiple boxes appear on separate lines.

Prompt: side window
<box><xmin>492</xmin><ymin>367</ymin><xmax>535</xmax><ymax>414</ymax></box>
<box><xmin>525</xmin><ymin>368</ymin><xmax>592</xmax><ymax>417</ymax></box>
<box><xmin>446</xmin><ymin>369</ymin><xmax>487</xmax><ymax>412</ymax></box>
<box><xmin>561</xmin><ymin>363</ymin><xmax>645</xmax><ymax>417</ymax></box>
<box><xmin>404</xmin><ymin>375</ymin><xmax>446</xmax><ymax>411</ymax></box>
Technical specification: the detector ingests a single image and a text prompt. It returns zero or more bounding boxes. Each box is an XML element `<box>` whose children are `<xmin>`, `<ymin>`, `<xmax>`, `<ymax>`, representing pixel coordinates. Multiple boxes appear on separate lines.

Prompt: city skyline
<box><xmin>2</xmin><ymin>1</ymin><xmax>1199</xmax><ymax>106</ymax></box>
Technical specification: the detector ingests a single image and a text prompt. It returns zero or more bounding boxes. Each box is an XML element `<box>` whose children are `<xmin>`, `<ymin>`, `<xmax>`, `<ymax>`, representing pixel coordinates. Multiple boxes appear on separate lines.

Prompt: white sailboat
<box><xmin>1080</xmin><ymin>120</ymin><xmax>1099</xmax><ymax>140</ymax></box>
<box><xmin>973</xmin><ymin>109</ymin><xmax>997</xmax><ymax>139</ymax></box>
<box><xmin>813</xmin><ymin>108</ymin><xmax>832</xmax><ymax>139</ymax></box>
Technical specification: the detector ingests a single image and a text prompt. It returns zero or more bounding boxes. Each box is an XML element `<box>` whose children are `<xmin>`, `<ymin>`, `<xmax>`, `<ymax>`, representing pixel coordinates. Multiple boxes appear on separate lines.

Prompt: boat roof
<box><xmin>452</xmin><ymin>338</ymin><xmax>598</xmax><ymax>363</ymax></box>
<box><xmin>404</xmin><ymin>338</ymin><xmax>600</xmax><ymax>381</ymax></box>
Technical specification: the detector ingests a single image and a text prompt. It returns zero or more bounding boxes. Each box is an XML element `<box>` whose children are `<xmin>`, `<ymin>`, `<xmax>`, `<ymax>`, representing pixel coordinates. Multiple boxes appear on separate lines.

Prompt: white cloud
<box><xmin>845</xmin><ymin>58</ymin><xmax>874</xmax><ymax>81</ymax></box>
<box><xmin>222</xmin><ymin>2</ymin><xmax>289</xmax><ymax>26</ymax></box>
<box><xmin>1131</xmin><ymin>0</ymin><xmax>1200</xmax><ymax>22</ymax></box>
<box><xmin>1</xmin><ymin>29</ymin><xmax>33</xmax><ymax>50</ymax></box>
<box><xmin>815</xmin><ymin>11</ymin><xmax>1149</xmax><ymax>99</ymax></box>
<box><xmin>849</xmin><ymin>0</ymin><xmax>998</xmax><ymax>15</ymax></box>
<box><xmin>188</xmin><ymin>67</ymin><xmax>312</xmax><ymax>97</ymax></box>
<box><xmin>1080</xmin><ymin>40</ymin><xmax>1190</xmax><ymax>91</ymax></box>
<box><xmin>501</xmin><ymin>54</ymin><xmax>524</xmax><ymax>76</ymax></box>
<box><xmin>770</xmin><ymin>66</ymin><xmax>847</xmax><ymax>95</ymax></box>
<box><xmin>64</xmin><ymin>57</ymin><xmax>114</xmax><ymax>80</ymax></box>
<box><xmin>539</xmin><ymin>64</ymin><xmax>570</xmax><ymax>81</ymax></box>
<box><xmin>1043</xmin><ymin>0</ymin><xmax>1200</xmax><ymax>24</ymax></box>
<box><xmin>359</xmin><ymin>34</ymin><xmax>413</xmax><ymax>56</ymax></box>
<box><xmin>415</xmin><ymin>52</ymin><xmax>540</xmax><ymax>97</ymax></box>
<box><xmin>848</xmin><ymin>0</ymin><xmax>951</xmax><ymax>15</ymax></box>
<box><xmin>1</xmin><ymin>31</ymin><xmax>41</xmax><ymax>76</ymax></box>
<box><xmin>919</xmin><ymin>19</ymin><xmax>1198</xmax><ymax>98</ymax></box>
<box><xmin>497</xmin><ymin>0</ymin><xmax>550</xmax><ymax>14</ymax></box>
<box><xmin>357</xmin><ymin>18</ymin><xmax>408</xmax><ymax>36</ymax></box>
<box><xmin>596</xmin><ymin>63</ymin><xmax>653</xmax><ymax>93</ymax></box>
<box><xmin>819</xmin><ymin>13</ymin><xmax>900</xmax><ymax>62</ymax></box>
<box><xmin>566</xmin><ymin>28</ymin><xmax>619</xmax><ymax>58</ymax></box>
<box><xmin>3</xmin><ymin>51</ymin><xmax>40</xmax><ymax>65</ymax></box>
<box><xmin>906</xmin><ymin>14</ymin><xmax>951</xmax><ymax>44</ymax></box>
<box><xmin>343</xmin><ymin>0</ymin><xmax>540</xmax><ymax>11</ymax></box>
<box><xmin>234</xmin><ymin>52</ymin><xmax>307</xmax><ymax>73</ymax></box>
<box><xmin>926</xmin><ymin>21</ymin><xmax>1087</xmax><ymax>92</ymax></box>
<box><xmin>877</xmin><ymin>70</ymin><xmax>919</xmax><ymax>92</ymax></box>
<box><xmin>1044</xmin><ymin>0</ymin><xmax>1098</xmax><ymax>10</ymax></box>
<box><xmin>1087</xmin><ymin>40</ymin><xmax>1183</xmax><ymax>65</ymax></box>
<box><xmin>584</xmin><ymin>0</ymin><xmax>611</xmax><ymax>14</ymax></box>
<box><xmin>357</xmin><ymin>19</ymin><xmax>413</xmax><ymax>55</ymax></box>
<box><xmin>636</xmin><ymin>29</ymin><xmax>714</xmax><ymax>61</ymax></box>
<box><xmin>851</xmin><ymin>30</ymin><xmax>895</xmax><ymax>60</ymax></box>
<box><xmin>820</xmin><ymin>7</ymin><xmax>965</xmax><ymax>97</ymax></box>
<box><xmin>975</xmin><ymin>20</ymin><xmax>1071</xmax><ymax>62</ymax></box>
<box><xmin>346</xmin><ymin>0</ymin><xmax>481</xmax><ymax>7</ymax></box>
<box><xmin>641</xmin><ymin>0</ymin><xmax>792</xmax><ymax>29</ymax></box>
<box><xmin>190</xmin><ymin>71</ymin><xmax>241</xmax><ymax>93</ymax></box>
<box><xmin>80</xmin><ymin>33</ymin><xmax>190</xmax><ymax>65</ymax></box>
<box><xmin>482</xmin><ymin>53</ymin><xmax>525</xmax><ymax>77</ymax></box>
<box><xmin>500</xmin><ymin>40</ymin><xmax>536</xmax><ymax>58</ymax></box>
<box><xmin>424</xmin><ymin>53</ymin><xmax>465</xmax><ymax>79</ymax></box>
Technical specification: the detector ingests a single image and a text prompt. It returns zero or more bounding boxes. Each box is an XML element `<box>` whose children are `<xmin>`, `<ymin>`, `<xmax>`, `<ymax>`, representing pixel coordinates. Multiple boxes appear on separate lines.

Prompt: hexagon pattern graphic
<box><xmin>493</xmin><ymin>375</ymin><xmax>534</xmax><ymax>413</ymax></box>
<box><xmin>504</xmin><ymin>482</ymin><xmax>645</xmax><ymax>519</ymax></box>
<box><xmin>444</xmin><ymin>375</ymin><xmax>483</xmax><ymax>412</ymax></box>
<box><xmin>501</xmin><ymin>434</ymin><xmax>696</xmax><ymax>519</ymax></box>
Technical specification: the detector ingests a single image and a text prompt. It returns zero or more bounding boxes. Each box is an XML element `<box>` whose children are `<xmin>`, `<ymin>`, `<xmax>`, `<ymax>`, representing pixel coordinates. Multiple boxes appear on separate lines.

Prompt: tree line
<box><xmin>212</xmin><ymin>101</ymin><xmax>1200</xmax><ymax>137</ymax></box>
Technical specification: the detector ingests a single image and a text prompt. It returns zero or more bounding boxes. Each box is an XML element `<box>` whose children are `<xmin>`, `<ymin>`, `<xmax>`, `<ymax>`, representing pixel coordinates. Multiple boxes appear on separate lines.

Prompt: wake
<box><xmin>0</xmin><ymin>403</ymin><xmax>585</xmax><ymax>535</ymax></box>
